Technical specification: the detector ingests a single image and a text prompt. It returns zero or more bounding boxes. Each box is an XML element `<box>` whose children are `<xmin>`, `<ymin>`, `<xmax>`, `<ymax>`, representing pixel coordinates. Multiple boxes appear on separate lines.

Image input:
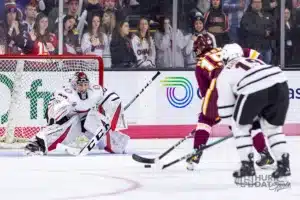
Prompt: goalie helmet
<box><xmin>222</xmin><ymin>43</ymin><xmax>243</xmax><ymax>64</ymax></box>
<box><xmin>71</xmin><ymin>72</ymin><xmax>90</xmax><ymax>100</ymax></box>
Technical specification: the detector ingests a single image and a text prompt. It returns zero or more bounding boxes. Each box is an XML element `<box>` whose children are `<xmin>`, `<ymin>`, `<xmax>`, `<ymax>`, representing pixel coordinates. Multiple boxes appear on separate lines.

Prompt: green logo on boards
<box><xmin>26</xmin><ymin>79</ymin><xmax>52</xmax><ymax>120</ymax></box>
<box><xmin>0</xmin><ymin>74</ymin><xmax>13</xmax><ymax>124</ymax></box>
<box><xmin>0</xmin><ymin>74</ymin><xmax>52</xmax><ymax>124</ymax></box>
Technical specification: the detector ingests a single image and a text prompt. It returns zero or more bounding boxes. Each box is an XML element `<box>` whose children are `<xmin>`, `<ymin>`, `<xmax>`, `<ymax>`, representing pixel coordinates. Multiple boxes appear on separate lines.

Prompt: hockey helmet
<box><xmin>222</xmin><ymin>43</ymin><xmax>243</xmax><ymax>64</ymax></box>
<box><xmin>71</xmin><ymin>72</ymin><xmax>89</xmax><ymax>89</ymax></box>
<box><xmin>193</xmin><ymin>34</ymin><xmax>214</xmax><ymax>58</ymax></box>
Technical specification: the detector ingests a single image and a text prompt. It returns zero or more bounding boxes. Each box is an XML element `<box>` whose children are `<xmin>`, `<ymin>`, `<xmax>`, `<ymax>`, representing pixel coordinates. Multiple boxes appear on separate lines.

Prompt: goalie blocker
<box><xmin>25</xmin><ymin>72</ymin><xmax>129</xmax><ymax>155</ymax></box>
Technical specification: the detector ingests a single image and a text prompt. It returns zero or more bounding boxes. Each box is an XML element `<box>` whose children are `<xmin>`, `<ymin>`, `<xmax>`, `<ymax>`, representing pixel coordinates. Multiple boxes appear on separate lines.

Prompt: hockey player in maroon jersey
<box><xmin>187</xmin><ymin>38</ymin><xmax>274</xmax><ymax>170</ymax></box>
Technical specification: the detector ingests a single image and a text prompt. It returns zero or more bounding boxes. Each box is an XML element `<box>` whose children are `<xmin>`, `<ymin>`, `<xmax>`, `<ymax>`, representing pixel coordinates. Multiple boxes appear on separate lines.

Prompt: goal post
<box><xmin>0</xmin><ymin>55</ymin><xmax>103</xmax><ymax>148</ymax></box>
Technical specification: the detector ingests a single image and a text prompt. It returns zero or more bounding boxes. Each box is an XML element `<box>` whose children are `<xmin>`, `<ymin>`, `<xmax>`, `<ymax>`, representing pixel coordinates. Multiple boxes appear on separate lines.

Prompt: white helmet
<box><xmin>222</xmin><ymin>43</ymin><xmax>243</xmax><ymax>64</ymax></box>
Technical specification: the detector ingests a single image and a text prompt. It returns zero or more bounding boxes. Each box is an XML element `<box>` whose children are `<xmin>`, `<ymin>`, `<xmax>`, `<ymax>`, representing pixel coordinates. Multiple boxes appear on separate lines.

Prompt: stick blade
<box><xmin>132</xmin><ymin>153</ymin><xmax>155</xmax><ymax>164</ymax></box>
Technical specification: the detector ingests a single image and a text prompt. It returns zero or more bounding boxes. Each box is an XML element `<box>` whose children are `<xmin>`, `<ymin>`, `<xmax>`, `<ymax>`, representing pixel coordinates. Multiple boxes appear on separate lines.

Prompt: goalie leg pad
<box><xmin>104</xmin><ymin>131</ymin><xmax>130</xmax><ymax>153</ymax></box>
<box><xmin>84</xmin><ymin>130</ymin><xmax>130</xmax><ymax>154</ymax></box>
<box><xmin>35</xmin><ymin>115</ymin><xmax>82</xmax><ymax>152</ymax></box>
<box><xmin>84</xmin><ymin>109</ymin><xmax>111</xmax><ymax>135</ymax></box>
<box><xmin>99</xmin><ymin>93</ymin><xmax>127</xmax><ymax>130</ymax></box>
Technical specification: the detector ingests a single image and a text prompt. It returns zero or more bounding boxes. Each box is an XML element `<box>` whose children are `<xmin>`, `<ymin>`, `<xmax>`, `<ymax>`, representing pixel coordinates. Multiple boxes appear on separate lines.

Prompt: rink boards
<box><xmin>0</xmin><ymin>71</ymin><xmax>300</xmax><ymax>138</ymax></box>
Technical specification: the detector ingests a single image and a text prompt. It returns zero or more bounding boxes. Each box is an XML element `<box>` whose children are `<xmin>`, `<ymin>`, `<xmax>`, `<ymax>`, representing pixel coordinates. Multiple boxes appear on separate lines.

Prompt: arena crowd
<box><xmin>0</xmin><ymin>0</ymin><xmax>300</xmax><ymax>68</ymax></box>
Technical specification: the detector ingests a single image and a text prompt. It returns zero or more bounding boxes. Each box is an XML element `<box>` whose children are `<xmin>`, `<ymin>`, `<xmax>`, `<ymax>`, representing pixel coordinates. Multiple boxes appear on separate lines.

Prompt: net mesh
<box><xmin>0</xmin><ymin>56</ymin><xmax>102</xmax><ymax>148</ymax></box>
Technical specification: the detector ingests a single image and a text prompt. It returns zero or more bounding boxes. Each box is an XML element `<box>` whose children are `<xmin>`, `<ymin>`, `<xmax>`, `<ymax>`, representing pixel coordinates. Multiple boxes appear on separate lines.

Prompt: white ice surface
<box><xmin>0</xmin><ymin>137</ymin><xmax>299</xmax><ymax>200</ymax></box>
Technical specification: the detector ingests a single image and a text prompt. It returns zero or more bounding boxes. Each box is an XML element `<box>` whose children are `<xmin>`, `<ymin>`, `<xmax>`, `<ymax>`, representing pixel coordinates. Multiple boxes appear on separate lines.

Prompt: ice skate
<box><xmin>256</xmin><ymin>148</ymin><xmax>275</xmax><ymax>169</ymax></box>
<box><xmin>272</xmin><ymin>153</ymin><xmax>291</xmax><ymax>179</ymax></box>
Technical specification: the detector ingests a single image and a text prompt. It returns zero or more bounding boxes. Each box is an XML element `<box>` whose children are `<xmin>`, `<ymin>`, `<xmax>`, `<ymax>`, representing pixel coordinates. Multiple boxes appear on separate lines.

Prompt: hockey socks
<box><xmin>187</xmin><ymin>124</ymin><xmax>211</xmax><ymax>170</ymax></box>
<box><xmin>252</xmin><ymin>132</ymin><xmax>266</xmax><ymax>153</ymax></box>
<box><xmin>193</xmin><ymin>123</ymin><xmax>211</xmax><ymax>149</ymax></box>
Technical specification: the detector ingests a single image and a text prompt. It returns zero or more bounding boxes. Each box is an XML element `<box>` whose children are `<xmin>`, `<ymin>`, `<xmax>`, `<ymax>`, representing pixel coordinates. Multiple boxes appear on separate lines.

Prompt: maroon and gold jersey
<box><xmin>243</xmin><ymin>48</ymin><xmax>261</xmax><ymax>59</ymax></box>
<box><xmin>196</xmin><ymin>48</ymin><xmax>223</xmax><ymax>72</ymax></box>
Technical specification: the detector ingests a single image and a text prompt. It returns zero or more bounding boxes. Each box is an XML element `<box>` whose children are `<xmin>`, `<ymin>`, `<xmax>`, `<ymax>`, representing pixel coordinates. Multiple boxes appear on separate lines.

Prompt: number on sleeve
<box><xmin>236</xmin><ymin>59</ymin><xmax>264</xmax><ymax>71</ymax></box>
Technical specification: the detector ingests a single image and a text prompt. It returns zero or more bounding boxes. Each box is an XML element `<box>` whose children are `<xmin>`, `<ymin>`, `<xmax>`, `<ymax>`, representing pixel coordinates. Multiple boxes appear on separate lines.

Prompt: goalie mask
<box><xmin>71</xmin><ymin>72</ymin><xmax>90</xmax><ymax>100</ymax></box>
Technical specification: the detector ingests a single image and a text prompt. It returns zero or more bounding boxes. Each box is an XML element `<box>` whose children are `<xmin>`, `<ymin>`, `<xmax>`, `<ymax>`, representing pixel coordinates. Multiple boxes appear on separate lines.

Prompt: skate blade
<box><xmin>257</xmin><ymin>164</ymin><xmax>276</xmax><ymax>170</ymax></box>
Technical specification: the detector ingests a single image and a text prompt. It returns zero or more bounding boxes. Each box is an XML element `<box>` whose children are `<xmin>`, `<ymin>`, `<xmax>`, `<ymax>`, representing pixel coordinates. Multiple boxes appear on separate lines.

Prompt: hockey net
<box><xmin>0</xmin><ymin>55</ymin><xmax>103</xmax><ymax>148</ymax></box>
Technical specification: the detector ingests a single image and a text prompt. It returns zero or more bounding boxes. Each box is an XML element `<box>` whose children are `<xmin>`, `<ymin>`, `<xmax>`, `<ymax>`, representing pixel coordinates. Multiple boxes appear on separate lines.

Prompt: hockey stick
<box><xmin>161</xmin><ymin>135</ymin><xmax>233</xmax><ymax>170</ymax></box>
<box><xmin>132</xmin><ymin>129</ymin><xmax>196</xmax><ymax>164</ymax></box>
<box><xmin>124</xmin><ymin>71</ymin><xmax>161</xmax><ymax>110</ymax></box>
<box><xmin>68</xmin><ymin>71</ymin><xmax>161</xmax><ymax>156</ymax></box>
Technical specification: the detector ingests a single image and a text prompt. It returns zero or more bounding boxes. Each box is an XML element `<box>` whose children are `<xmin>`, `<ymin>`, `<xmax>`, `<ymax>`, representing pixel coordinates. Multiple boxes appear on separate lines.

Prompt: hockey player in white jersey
<box><xmin>217</xmin><ymin>43</ymin><xmax>291</xmax><ymax>179</ymax></box>
<box><xmin>25</xmin><ymin>72</ymin><xmax>130</xmax><ymax>155</ymax></box>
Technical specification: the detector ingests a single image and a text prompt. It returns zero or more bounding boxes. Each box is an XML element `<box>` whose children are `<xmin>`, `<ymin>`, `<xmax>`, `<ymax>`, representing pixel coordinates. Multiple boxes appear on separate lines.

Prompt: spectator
<box><xmin>86</xmin><ymin>0</ymin><xmax>103</xmax><ymax>24</ymax></box>
<box><xmin>15</xmin><ymin>0</ymin><xmax>46</xmax><ymax>13</ymax></box>
<box><xmin>262</xmin><ymin>0</ymin><xmax>292</xmax><ymax>65</ymax></box>
<box><xmin>197</xmin><ymin>0</ymin><xmax>211</xmax><ymax>14</ymax></box>
<box><xmin>66</xmin><ymin>0</ymin><xmax>80</xmax><ymax>18</ymax></box>
<box><xmin>102</xmin><ymin>10</ymin><xmax>116</xmax><ymax>43</ymax></box>
<box><xmin>293</xmin><ymin>0</ymin><xmax>300</xmax><ymax>8</ymax></box>
<box><xmin>185</xmin><ymin>13</ymin><xmax>217</xmax><ymax>67</ymax></box>
<box><xmin>50</xmin><ymin>0</ymin><xmax>87</xmax><ymax>34</ymax></box>
<box><xmin>5</xmin><ymin>0</ymin><xmax>27</xmax><ymax>54</ymax></box>
<box><xmin>22</xmin><ymin>2</ymin><xmax>37</xmax><ymax>32</ymax></box>
<box><xmin>81</xmin><ymin>14</ymin><xmax>109</xmax><ymax>65</ymax></box>
<box><xmin>102</xmin><ymin>10</ymin><xmax>116</xmax><ymax>67</ymax></box>
<box><xmin>154</xmin><ymin>16</ymin><xmax>186</xmax><ymax>68</ymax></box>
<box><xmin>110</xmin><ymin>20</ymin><xmax>137</xmax><ymax>68</ymax></box>
<box><xmin>0</xmin><ymin>21</ymin><xmax>6</xmax><ymax>54</ymax></box>
<box><xmin>240</xmin><ymin>0</ymin><xmax>273</xmax><ymax>64</ymax></box>
<box><xmin>131</xmin><ymin>17</ymin><xmax>156</xmax><ymax>68</ymax></box>
<box><xmin>223</xmin><ymin>0</ymin><xmax>248</xmax><ymax>43</ymax></box>
<box><xmin>283</xmin><ymin>8</ymin><xmax>296</xmax><ymax>65</ymax></box>
<box><xmin>102</xmin><ymin>0</ymin><xmax>124</xmax><ymax>21</ymax></box>
<box><xmin>60</xmin><ymin>15</ymin><xmax>81</xmax><ymax>54</ymax></box>
<box><xmin>28</xmin><ymin>13</ymin><xmax>58</xmax><ymax>55</ymax></box>
<box><xmin>204</xmin><ymin>0</ymin><xmax>230</xmax><ymax>47</ymax></box>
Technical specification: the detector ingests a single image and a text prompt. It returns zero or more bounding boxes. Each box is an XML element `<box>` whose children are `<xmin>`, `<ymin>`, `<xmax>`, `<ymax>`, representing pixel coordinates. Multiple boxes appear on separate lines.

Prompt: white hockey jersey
<box><xmin>48</xmin><ymin>84</ymin><xmax>106</xmax><ymax>121</ymax></box>
<box><xmin>217</xmin><ymin>57</ymin><xmax>287</xmax><ymax>121</ymax></box>
<box><xmin>131</xmin><ymin>34</ymin><xmax>156</xmax><ymax>68</ymax></box>
<box><xmin>81</xmin><ymin>32</ymin><xmax>109</xmax><ymax>57</ymax></box>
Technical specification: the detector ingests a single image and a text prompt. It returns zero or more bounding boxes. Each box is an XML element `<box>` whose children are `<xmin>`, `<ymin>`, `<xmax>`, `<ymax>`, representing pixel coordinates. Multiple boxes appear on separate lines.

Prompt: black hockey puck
<box><xmin>144</xmin><ymin>164</ymin><xmax>151</xmax><ymax>168</ymax></box>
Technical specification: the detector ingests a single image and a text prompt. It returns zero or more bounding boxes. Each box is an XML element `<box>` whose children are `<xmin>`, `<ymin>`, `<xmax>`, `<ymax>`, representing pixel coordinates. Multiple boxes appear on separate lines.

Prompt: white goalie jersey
<box><xmin>216</xmin><ymin>57</ymin><xmax>287</xmax><ymax>122</ymax></box>
<box><xmin>47</xmin><ymin>84</ymin><xmax>105</xmax><ymax>123</ymax></box>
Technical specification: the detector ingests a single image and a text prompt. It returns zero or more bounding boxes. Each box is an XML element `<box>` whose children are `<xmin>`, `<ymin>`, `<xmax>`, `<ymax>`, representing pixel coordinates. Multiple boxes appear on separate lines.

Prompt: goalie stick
<box><xmin>161</xmin><ymin>135</ymin><xmax>232</xmax><ymax>169</ymax></box>
<box><xmin>66</xmin><ymin>71</ymin><xmax>161</xmax><ymax>156</ymax></box>
<box><xmin>132</xmin><ymin>129</ymin><xmax>196</xmax><ymax>164</ymax></box>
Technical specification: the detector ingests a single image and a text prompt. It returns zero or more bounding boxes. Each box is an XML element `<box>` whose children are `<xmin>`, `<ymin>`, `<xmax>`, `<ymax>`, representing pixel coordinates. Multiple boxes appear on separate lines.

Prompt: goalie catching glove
<box><xmin>25</xmin><ymin>72</ymin><xmax>129</xmax><ymax>156</ymax></box>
